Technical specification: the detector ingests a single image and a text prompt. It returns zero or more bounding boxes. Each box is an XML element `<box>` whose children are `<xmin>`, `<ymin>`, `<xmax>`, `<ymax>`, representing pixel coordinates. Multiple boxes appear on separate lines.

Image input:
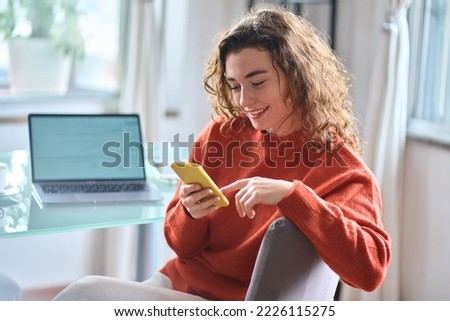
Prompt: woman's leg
<box><xmin>0</xmin><ymin>273</ymin><xmax>22</xmax><ymax>300</ymax></box>
<box><xmin>53</xmin><ymin>273</ymin><xmax>206</xmax><ymax>301</ymax></box>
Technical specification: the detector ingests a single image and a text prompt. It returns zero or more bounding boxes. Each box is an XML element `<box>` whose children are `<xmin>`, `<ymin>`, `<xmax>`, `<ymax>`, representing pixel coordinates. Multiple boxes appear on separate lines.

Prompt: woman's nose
<box><xmin>239</xmin><ymin>88</ymin><xmax>256</xmax><ymax>107</ymax></box>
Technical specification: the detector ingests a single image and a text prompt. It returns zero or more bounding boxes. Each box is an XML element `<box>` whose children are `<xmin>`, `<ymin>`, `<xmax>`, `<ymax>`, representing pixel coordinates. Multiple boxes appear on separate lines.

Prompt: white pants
<box><xmin>0</xmin><ymin>273</ymin><xmax>22</xmax><ymax>301</ymax></box>
<box><xmin>53</xmin><ymin>272</ymin><xmax>207</xmax><ymax>301</ymax></box>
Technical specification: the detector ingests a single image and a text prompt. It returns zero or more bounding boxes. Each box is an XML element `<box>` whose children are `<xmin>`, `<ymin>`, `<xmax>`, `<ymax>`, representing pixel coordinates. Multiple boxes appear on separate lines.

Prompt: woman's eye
<box><xmin>252</xmin><ymin>81</ymin><xmax>265</xmax><ymax>87</ymax></box>
<box><xmin>229</xmin><ymin>85</ymin><xmax>240</xmax><ymax>91</ymax></box>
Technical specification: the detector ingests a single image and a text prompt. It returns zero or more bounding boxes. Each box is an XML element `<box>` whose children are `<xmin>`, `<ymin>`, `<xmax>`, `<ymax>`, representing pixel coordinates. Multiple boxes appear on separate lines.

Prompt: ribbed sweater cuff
<box><xmin>168</xmin><ymin>201</ymin><xmax>209</xmax><ymax>234</ymax></box>
<box><xmin>277</xmin><ymin>180</ymin><xmax>325</xmax><ymax>229</ymax></box>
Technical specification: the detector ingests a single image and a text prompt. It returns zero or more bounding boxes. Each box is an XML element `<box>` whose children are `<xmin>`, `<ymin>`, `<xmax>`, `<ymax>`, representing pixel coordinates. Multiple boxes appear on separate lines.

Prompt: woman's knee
<box><xmin>53</xmin><ymin>275</ymin><xmax>113</xmax><ymax>300</ymax></box>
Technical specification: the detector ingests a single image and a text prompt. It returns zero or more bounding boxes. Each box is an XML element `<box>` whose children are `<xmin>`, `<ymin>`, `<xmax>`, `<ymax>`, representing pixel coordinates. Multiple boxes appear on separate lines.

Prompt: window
<box><xmin>408</xmin><ymin>0</ymin><xmax>450</xmax><ymax>145</ymax></box>
<box><xmin>0</xmin><ymin>0</ymin><xmax>126</xmax><ymax>100</ymax></box>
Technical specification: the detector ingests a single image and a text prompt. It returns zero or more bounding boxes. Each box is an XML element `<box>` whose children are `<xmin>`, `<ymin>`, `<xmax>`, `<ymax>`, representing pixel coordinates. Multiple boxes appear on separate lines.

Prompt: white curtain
<box><xmin>340</xmin><ymin>0</ymin><xmax>412</xmax><ymax>300</ymax></box>
<box><xmin>99</xmin><ymin>0</ymin><xmax>167</xmax><ymax>280</ymax></box>
<box><xmin>120</xmin><ymin>0</ymin><xmax>166</xmax><ymax>142</ymax></box>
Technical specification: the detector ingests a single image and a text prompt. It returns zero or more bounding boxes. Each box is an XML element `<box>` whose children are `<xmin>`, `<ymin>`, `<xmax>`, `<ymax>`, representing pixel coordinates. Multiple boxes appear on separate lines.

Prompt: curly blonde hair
<box><xmin>204</xmin><ymin>5</ymin><xmax>361</xmax><ymax>153</ymax></box>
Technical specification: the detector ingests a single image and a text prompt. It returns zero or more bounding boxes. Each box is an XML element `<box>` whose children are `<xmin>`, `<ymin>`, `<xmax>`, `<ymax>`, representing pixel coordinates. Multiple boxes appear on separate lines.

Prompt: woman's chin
<box><xmin>248</xmin><ymin>120</ymin><xmax>268</xmax><ymax>132</ymax></box>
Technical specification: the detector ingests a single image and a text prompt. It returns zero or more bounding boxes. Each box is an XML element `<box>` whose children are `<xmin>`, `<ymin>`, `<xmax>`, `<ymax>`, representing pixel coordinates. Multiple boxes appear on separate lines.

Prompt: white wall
<box><xmin>401</xmin><ymin>139</ymin><xmax>450</xmax><ymax>300</ymax></box>
<box><xmin>0</xmin><ymin>121</ymin><xmax>28</xmax><ymax>152</ymax></box>
<box><xmin>335</xmin><ymin>0</ymin><xmax>384</xmax><ymax>126</ymax></box>
<box><xmin>1</xmin><ymin>231</ymin><xmax>100</xmax><ymax>289</ymax></box>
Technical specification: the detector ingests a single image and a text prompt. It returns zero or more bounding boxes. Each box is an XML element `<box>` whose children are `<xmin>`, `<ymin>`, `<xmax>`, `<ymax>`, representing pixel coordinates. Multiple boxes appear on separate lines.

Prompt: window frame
<box><xmin>407</xmin><ymin>0</ymin><xmax>450</xmax><ymax>146</ymax></box>
<box><xmin>0</xmin><ymin>0</ymin><xmax>130</xmax><ymax>108</ymax></box>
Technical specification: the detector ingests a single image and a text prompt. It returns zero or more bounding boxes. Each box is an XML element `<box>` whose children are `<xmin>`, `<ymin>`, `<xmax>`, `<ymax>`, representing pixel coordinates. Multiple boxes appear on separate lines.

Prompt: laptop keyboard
<box><xmin>41</xmin><ymin>182</ymin><xmax>147</xmax><ymax>194</ymax></box>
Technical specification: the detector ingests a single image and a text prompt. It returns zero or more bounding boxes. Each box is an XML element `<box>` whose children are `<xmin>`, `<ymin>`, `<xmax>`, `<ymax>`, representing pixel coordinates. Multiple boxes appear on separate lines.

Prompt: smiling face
<box><xmin>225</xmin><ymin>47</ymin><xmax>301</xmax><ymax>135</ymax></box>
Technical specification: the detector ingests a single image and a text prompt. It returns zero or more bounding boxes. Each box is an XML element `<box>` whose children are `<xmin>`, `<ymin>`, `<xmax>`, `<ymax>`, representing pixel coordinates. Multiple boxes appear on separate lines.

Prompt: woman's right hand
<box><xmin>179</xmin><ymin>183</ymin><xmax>220</xmax><ymax>219</ymax></box>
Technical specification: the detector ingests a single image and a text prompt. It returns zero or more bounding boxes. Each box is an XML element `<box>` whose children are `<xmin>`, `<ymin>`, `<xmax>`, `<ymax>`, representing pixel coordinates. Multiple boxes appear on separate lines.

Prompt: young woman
<box><xmin>54</xmin><ymin>5</ymin><xmax>391</xmax><ymax>301</ymax></box>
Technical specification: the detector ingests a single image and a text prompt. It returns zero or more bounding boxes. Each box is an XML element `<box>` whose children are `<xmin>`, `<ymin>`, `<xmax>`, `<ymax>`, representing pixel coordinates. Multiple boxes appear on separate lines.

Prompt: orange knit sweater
<box><xmin>160</xmin><ymin>119</ymin><xmax>391</xmax><ymax>300</ymax></box>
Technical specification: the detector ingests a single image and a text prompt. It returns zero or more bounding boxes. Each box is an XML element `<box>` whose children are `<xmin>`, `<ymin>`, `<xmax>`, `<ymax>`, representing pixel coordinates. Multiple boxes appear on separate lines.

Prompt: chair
<box><xmin>245</xmin><ymin>216</ymin><xmax>339</xmax><ymax>301</ymax></box>
<box><xmin>0</xmin><ymin>273</ymin><xmax>22</xmax><ymax>301</ymax></box>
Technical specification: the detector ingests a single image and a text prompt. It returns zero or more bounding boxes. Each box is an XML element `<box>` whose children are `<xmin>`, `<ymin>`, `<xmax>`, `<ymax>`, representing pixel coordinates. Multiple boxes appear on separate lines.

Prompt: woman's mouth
<box><xmin>245</xmin><ymin>106</ymin><xmax>269</xmax><ymax>119</ymax></box>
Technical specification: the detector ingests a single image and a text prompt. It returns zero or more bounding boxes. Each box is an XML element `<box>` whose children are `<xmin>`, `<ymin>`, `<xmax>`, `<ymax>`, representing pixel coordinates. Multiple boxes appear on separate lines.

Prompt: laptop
<box><xmin>28</xmin><ymin>113</ymin><xmax>163</xmax><ymax>206</ymax></box>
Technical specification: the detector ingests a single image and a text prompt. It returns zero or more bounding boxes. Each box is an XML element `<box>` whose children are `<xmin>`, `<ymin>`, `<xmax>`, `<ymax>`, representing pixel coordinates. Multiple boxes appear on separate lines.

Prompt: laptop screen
<box><xmin>28</xmin><ymin>114</ymin><xmax>146</xmax><ymax>181</ymax></box>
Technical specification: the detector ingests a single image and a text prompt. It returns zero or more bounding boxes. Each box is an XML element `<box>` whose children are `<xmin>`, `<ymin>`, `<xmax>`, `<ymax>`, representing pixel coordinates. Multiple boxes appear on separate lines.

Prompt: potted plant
<box><xmin>0</xmin><ymin>0</ymin><xmax>85</xmax><ymax>94</ymax></box>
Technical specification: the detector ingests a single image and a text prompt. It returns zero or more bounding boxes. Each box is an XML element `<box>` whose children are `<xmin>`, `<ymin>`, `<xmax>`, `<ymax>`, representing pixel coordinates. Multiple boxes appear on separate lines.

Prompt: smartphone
<box><xmin>170</xmin><ymin>162</ymin><xmax>229</xmax><ymax>207</ymax></box>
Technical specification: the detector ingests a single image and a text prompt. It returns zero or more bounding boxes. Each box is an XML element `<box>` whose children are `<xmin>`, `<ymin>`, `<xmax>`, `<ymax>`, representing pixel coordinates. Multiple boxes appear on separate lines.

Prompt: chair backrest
<box><xmin>245</xmin><ymin>216</ymin><xmax>339</xmax><ymax>301</ymax></box>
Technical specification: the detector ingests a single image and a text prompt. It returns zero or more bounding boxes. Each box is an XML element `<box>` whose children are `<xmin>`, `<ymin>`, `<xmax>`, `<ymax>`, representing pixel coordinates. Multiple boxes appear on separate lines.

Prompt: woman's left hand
<box><xmin>221</xmin><ymin>177</ymin><xmax>295</xmax><ymax>219</ymax></box>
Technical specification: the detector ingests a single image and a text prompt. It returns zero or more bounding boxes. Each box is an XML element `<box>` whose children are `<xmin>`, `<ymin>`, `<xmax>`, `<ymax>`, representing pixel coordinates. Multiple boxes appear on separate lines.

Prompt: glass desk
<box><xmin>0</xmin><ymin>150</ymin><xmax>178</xmax><ymax>281</ymax></box>
<box><xmin>0</xmin><ymin>150</ymin><xmax>177</xmax><ymax>238</ymax></box>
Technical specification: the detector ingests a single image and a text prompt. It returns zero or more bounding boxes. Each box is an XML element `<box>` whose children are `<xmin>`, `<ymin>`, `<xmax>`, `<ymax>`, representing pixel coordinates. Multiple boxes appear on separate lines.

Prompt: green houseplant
<box><xmin>0</xmin><ymin>0</ymin><xmax>85</xmax><ymax>94</ymax></box>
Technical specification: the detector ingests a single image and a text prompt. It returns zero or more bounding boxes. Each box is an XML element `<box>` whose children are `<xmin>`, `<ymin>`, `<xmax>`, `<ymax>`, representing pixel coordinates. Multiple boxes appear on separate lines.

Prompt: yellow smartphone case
<box><xmin>170</xmin><ymin>162</ymin><xmax>229</xmax><ymax>207</ymax></box>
